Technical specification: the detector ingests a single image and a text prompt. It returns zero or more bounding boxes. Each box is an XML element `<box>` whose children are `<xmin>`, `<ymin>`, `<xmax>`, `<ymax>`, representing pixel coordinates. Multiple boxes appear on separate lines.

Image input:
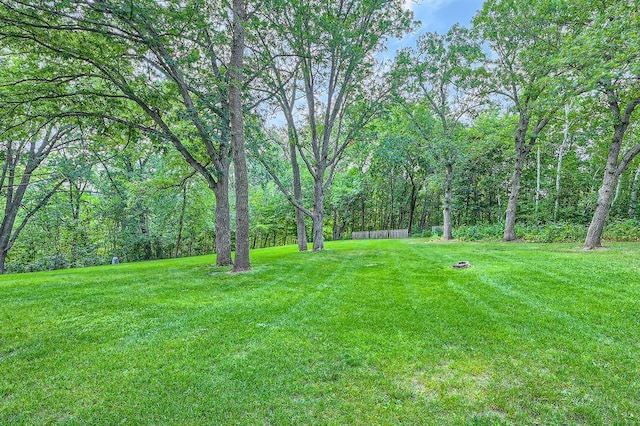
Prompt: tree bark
<box><xmin>628</xmin><ymin>163</ymin><xmax>640</xmax><ymax>219</ymax></box>
<box><xmin>290</xmin><ymin>141</ymin><xmax>308</xmax><ymax>251</ymax></box>
<box><xmin>0</xmin><ymin>197</ymin><xmax>21</xmax><ymax>274</ymax></box>
<box><xmin>311</xmin><ymin>176</ymin><xmax>325</xmax><ymax>251</ymax></box>
<box><xmin>504</xmin><ymin>116</ymin><xmax>533</xmax><ymax>241</ymax></box>
<box><xmin>442</xmin><ymin>163</ymin><xmax>454</xmax><ymax>240</ymax></box>
<box><xmin>0</xmin><ymin>248</ymin><xmax>7</xmax><ymax>274</ymax></box>
<box><xmin>585</xmin><ymin>165</ymin><xmax>618</xmax><ymax>249</ymax></box>
<box><xmin>408</xmin><ymin>183</ymin><xmax>417</xmax><ymax>234</ymax></box>
<box><xmin>389</xmin><ymin>176</ymin><xmax>395</xmax><ymax>229</ymax></box>
<box><xmin>140</xmin><ymin>210</ymin><xmax>152</xmax><ymax>260</ymax></box>
<box><xmin>585</xmin><ymin>94</ymin><xmax>640</xmax><ymax>249</ymax></box>
<box><xmin>213</xmin><ymin>174</ymin><xmax>233</xmax><ymax>266</ymax></box>
<box><xmin>535</xmin><ymin>146</ymin><xmax>541</xmax><ymax>220</ymax></box>
<box><xmin>0</xmin><ymin>159</ymin><xmax>26</xmax><ymax>273</ymax></box>
<box><xmin>503</xmin><ymin>153</ymin><xmax>526</xmax><ymax>241</ymax></box>
<box><xmin>554</xmin><ymin>106</ymin><xmax>571</xmax><ymax>222</ymax></box>
<box><xmin>229</xmin><ymin>0</ymin><xmax>250</xmax><ymax>272</ymax></box>
<box><xmin>174</xmin><ymin>184</ymin><xmax>187</xmax><ymax>258</ymax></box>
<box><xmin>612</xmin><ymin>174</ymin><xmax>623</xmax><ymax>207</ymax></box>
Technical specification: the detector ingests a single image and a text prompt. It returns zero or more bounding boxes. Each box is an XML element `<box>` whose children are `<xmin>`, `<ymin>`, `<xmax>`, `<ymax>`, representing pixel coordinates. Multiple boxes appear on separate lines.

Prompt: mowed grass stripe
<box><xmin>1</xmin><ymin>239</ymin><xmax>640</xmax><ymax>424</ymax></box>
<box><xmin>390</xmin><ymin>240</ymin><xmax>640</xmax><ymax>423</ymax></box>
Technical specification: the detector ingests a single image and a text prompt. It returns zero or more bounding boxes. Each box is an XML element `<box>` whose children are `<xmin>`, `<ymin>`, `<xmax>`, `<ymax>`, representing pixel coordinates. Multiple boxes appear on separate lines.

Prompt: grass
<box><xmin>1</xmin><ymin>239</ymin><xmax>640</xmax><ymax>424</ymax></box>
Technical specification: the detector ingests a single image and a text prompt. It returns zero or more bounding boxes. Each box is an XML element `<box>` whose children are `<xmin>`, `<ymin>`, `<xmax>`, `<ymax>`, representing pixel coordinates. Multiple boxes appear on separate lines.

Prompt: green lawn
<box><xmin>1</xmin><ymin>240</ymin><xmax>639</xmax><ymax>424</ymax></box>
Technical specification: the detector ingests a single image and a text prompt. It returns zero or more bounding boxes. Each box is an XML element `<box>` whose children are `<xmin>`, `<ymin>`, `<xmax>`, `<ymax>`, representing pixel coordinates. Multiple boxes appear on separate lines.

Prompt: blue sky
<box><xmin>387</xmin><ymin>0</ymin><xmax>486</xmax><ymax>54</ymax></box>
<box><xmin>410</xmin><ymin>0</ymin><xmax>486</xmax><ymax>33</ymax></box>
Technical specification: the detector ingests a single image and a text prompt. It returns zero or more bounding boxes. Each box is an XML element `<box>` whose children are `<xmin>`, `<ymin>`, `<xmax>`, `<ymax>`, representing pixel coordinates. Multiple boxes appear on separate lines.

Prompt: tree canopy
<box><xmin>0</xmin><ymin>0</ymin><xmax>638</xmax><ymax>273</ymax></box>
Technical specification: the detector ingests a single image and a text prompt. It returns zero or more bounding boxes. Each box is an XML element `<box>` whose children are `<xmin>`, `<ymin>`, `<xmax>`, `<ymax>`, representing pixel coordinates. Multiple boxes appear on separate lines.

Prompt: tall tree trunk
<box><xmin>290</xmin><ymin>142</ymin><xmax>308</xmax><ymax>251</ymax></box>
<box><xmin>337</xmin><ymin>218</ymin><xmax>347</xmax><ymax>240</ymax></box>
<box><xmin>504</xmin><ymin>116</ymin><xmax>533</xmax><ymax>241</ymax></box>
<box><xmin>419</xmin><ymin>194</ymin><xmax>429</xmax><ymax>230</ymax></box>
<box><xmin>408</xmin><ymin>183</ymin><xmax>417</xmax><ymax>234</ymax></box>
<box><xmin>628</xmin><ymin>163</ymin><xmax>640</xmax><ymax>219</ymax></box>
<box><xmin>554</xmin><ymin>156</ymin><xmax>564</xmax><ymax>223</ymax></box>
<box><xmin>389</xmin><ymin>176</ymin><xmax>395</xmax><ymax>229</ymax></box>
<box><xmin>584</xmin><ymin>162</ymin><xmax>619</xmax><ymax>249</ymax></box>
<box><xmin>612</xmin><ymin>174</ymin><xmax>623</xmax><ymax>207</ymax></box>
<box><xmin>139</xmin><ymin>209</ymin><xmax>152</xmax><ymax>260</ymax></box>
<box><xmin>174</xmin><ymin>184</ymin><xmax>187</xmax><ymax>258</ymax></box>
<box><xmin>312</xmin><ymin>176</ymin><xmax>325</xmax><ymax>251</ymax></box>
<box><xmin>213</xmin><ymin>174</ymin><xmax>233</xmax><ymax>266</ymax></box>
<box><xmin>553</xmin><ymin>128</ymin><xmax>569</xmax><ymax>222</ymax></box>
<box><xmin>535</xmin><ymin>146</ymin><xmax>541</xmax><ymax>220</ymax></box>
<box><xmin>0</xmin><ymin>182</ymin><xmax>23</xmax><ymax>274</ymax></box>
<box><xmin>229</xmin><ymin>0</ymin><xmax>250</xmax><ymax>272</ymax></box>
<box><xmin>585</xmin><ymin>94</ymin><xmax>640</xmax><ymax>249</ymax></box>
<box><xmin>0</xmin><ymin>198</ymin><xmax>20</xmax><ymax>273</ymax></box>
<box><xmin>584</xmin><ymin>135</ymin><xmax>631</xmax><ymax>249</ymax></box>
<box><xmin>0</xmin><ymin>248</ymin><xmax>7</xmax><ymax>274</ymax></box>
<box><xmin>0</xmin><ymin>162</ymin><xmax>48</xmax><ymax>273</ymax></box>
<box><xmin>503</xmin><ymin>153</ymin><xmax>526</xmax><ymax>241</ymax></box>
<box><xmin>554</xmin><ymin>108</ymin><xmax>571</xmax><ymax>222</ymax></box>
<box><xmin>442</xmin><ymin>163</ymin><xmax>454</xmax><ymax>240</ymax></box>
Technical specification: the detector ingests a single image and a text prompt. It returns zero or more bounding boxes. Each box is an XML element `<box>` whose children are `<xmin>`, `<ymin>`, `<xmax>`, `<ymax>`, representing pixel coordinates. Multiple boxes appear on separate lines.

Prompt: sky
<box><xmin>387</xmin><ymin>0</ymin><xmax>486</xmax><ymax>54</ymax></box>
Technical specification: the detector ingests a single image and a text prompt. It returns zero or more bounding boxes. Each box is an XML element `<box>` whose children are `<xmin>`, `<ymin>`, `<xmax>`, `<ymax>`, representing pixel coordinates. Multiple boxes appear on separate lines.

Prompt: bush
<box><xmin>21</xmin><ymin>253</ymin><xmax>69</xmax><ymax>273</ymax></box>
<box><xmin>454</xmin><ymin>224</ymin><xmax>504</xmax><ymax>241</ymax></box>
<box><xmin>519</xmin><ymin>223</ymin><xmax>587</xmax><ymax>243</ymax></box>
<box><xmin>603</xmin><ymin>220</ymin><xmax>640</xmax><ymax>242</ymax></box>
<box><xmin>454</xmin><ymin>223</ymin><xmax>588</xmax><ymax>242</ymax></box>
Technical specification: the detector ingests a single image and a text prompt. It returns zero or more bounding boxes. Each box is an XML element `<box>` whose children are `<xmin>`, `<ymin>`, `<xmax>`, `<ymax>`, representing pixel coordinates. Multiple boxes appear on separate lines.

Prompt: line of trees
<box><xmin>0</xmin><ymin>0</ymin><xmax>638</xmax><ymax>274</ymax></box>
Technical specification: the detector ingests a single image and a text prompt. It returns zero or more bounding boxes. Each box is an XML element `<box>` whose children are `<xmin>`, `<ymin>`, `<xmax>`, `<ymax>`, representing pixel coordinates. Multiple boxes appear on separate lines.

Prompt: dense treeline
<box><xmin>0</xmin><ymin>0</ymin><xmax>638</xmax><ymax>273</ymax></box>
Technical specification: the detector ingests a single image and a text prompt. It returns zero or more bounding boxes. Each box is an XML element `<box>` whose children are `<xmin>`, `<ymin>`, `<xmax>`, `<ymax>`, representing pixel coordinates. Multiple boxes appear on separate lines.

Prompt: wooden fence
<box><xmin>352</xmin><ymin>229</ymin><xmax>409</xmax><ymax>240</ymax></box>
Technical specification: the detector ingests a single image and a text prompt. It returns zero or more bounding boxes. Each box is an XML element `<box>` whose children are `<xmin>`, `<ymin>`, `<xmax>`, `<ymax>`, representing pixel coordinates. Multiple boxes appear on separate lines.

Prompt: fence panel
<box><xmin>370</xmin><ymin>230</ymin><xmax>389</xmax><ymax>239</ymax></box>
<box><xmin>389</xmin><ymin>229</ymin><xmax>409</xmax><ymax>239</ymax></box>
<box><xmin>351</xmin><ymin>229</ymin><xmax>408</xmax><ymax>240</ymax></box>
<box><xmin>352</xmin><ymin>231</ymin><xmax>369</xmax><ymax>240</ymax></box>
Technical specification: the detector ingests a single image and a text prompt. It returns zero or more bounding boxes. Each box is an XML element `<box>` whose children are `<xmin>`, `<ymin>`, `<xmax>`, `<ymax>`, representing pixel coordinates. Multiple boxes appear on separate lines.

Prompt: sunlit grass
<box><xmin>1</xmin><ymin>240</ymin><xmax>639</xmax><ymax>424</ymax></box>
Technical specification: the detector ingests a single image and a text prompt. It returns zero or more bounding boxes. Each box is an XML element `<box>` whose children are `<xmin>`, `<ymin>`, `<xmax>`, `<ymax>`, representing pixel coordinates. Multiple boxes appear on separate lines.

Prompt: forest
<box><xmin>0</xmin><ymin>0</ymin><xmax>638</xmax><ymax>274</ymax></box>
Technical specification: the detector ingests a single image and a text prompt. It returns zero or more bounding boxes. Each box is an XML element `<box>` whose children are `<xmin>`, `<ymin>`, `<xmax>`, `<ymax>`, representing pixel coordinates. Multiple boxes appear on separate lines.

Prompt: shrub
<box><xmin>519</xmin><ymin>223</ymin><xmax>587</xmax><ymax>243</ymax></box>
<box><xmin>454</xmin><ymin>223</ymin><xmax>588</xmax><ymax>242</ymax></box>
<box><xmin>454</xmin><ymin>224</ymin><xmax>504</xmax><ymax>241</ymax></box>
<box><xmin>603</xmin><ymin>220</ymin><xmax>640</xmax><ymax>242</ymax></box>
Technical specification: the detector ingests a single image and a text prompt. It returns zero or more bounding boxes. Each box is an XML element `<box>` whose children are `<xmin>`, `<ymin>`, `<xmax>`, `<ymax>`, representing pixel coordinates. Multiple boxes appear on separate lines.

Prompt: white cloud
<box><xmin>418</xmin><ymin>0</ymin><xmax>451</xmax><ymax>8</ymax></box>
<box><xmin>403</xmin><ymin>0</ymin><xmax>451</xmax><ymax>12</ymax></box>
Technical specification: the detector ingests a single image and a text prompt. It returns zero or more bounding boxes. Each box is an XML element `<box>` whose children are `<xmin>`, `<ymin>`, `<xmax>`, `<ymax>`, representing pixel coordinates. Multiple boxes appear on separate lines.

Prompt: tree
<box><xmin>0</xmin><ymin>53</ymin><xmax>83</xmax><ymax>273</ymax></box>
<box><xmin>370</xmin><ymin>105</ymin><xmax>433</xmax><ymax>233</ymax></box>
<box><xmin>255</xmin><ymin>0</ymin><xmax>412</xmax><ymax>251</ymax></box>
<box><xmin>474</xmin><ymin>0</ymin><xmax>569</xmax><ymax>241</ymax></box>
<box><xmin>251</xmin><ymin>27</ymin><xmax>309</xmax><ymax>251</ymax></box>
<box><xmin>558</xmin><ymin>1</ymin><xmax>640</xmax><ymax>248</ymax></box>
<box><xmin>0</xmin><ymin>0</ymin><xmax>249</xmax><ymax>266</ymax></box>
<box><xmin>0</xmin><ymin>116</ymin><xmax>77</xmax><ymax>273</ymax></box>
<box><xmin>394</xmin><ymin>25</ymin><xmax>485</xmax><ymax>239</ymax></box>
<box><xmin>461</xmin><ymin>110</ymin><xmax>515</xmax><ymax>225</ymax></box>
<box><xmin>229</xmin><ymin>0</ymin><xmax>251</xmax><ymax>271</ymax></box>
